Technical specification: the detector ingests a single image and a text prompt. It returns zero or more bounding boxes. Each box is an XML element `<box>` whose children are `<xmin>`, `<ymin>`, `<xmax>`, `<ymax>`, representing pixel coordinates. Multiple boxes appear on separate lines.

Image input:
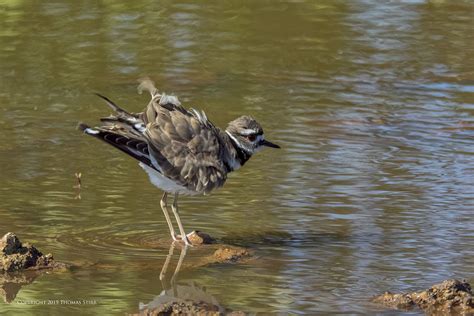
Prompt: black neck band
<box><xmin>228</xmin><ymin>136</ymin><xmax>251</xmax><ymax>168</ymax></box>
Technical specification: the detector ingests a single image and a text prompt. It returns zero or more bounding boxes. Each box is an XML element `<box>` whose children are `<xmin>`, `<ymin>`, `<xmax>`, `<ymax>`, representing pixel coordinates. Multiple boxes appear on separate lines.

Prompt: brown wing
<box><xmin>141</xmin><ymin>89</ymin><xmax>228</xmax><ymax>194</ymax></box>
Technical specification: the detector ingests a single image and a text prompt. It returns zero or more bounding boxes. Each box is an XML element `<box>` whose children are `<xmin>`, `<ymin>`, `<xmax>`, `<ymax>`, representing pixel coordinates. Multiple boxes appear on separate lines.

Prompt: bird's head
<box><xmin>225</xmin><ymin>116</ymin><xmax>280</xmax><ymax>155</ymax></box>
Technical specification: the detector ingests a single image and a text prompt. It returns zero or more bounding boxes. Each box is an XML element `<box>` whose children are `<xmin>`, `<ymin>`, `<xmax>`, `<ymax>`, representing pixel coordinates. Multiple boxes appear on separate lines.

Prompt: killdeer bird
<box><xmin>79</xmin><ymin>79</ymin><xmax>280</xmax><ymax>246</ymax></box>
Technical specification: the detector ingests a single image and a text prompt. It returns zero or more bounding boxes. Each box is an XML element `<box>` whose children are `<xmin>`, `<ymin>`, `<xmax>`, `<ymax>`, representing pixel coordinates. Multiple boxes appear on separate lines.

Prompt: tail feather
<box><xmin>94</xmin><ymin>93</ymin><xmax>135</xmax><ymax>116</ymax></box>
<box><xmin>100</xmin><ymin>115</ymin><xmax>146</xmax><ymax>135</ymax></box>
<box><xmin>78</xmin><ymin>122</ymin><xmax>96</xmax><ymax>133</ymax></box>
<box><xmin>78</xmin><ymin>123</ymin><xmax>156</xmax><ymax>170</ymax></box>
<box><xmin>94</xmin><ymin>93</ymin><xmax>146</xmax><ymax>134</ymax></box>
<box><xmin>79</xmin><ymin>90</ymin><xmax>166</xmax><ymax>171</ymax></box>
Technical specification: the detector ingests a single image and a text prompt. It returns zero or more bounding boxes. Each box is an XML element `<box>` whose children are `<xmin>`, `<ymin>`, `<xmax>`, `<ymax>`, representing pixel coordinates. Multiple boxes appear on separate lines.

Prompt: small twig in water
<box><xmin>73</xmin><ymin>172</ymin><xmax>82</xmax><ymax>200</ymax></box>
<box><xmin>73</xmin><ymin>172</ymin><xmax>82</xmax><ymax>189</ymax></box>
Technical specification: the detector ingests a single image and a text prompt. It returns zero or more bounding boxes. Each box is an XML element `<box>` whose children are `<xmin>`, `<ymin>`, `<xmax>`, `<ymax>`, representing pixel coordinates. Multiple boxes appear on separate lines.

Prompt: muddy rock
<box><xmin>211</xmin><ymin>247</ymin><xmax>251</xmax><ymax>263</ymax></box>
<box><xmin>138</xmin><ymin>300</ymin><xmax>221</xmax><ymax>316</ymax></box>
<box><xmin>0</xmin><ymin>232</ymin><xmax>67</xmax><ymax>272</ymax></box>
<box><xmin>186</xmin><ymin>231</ymin><xmax>216</xmax><ymax>246</ymax></box>
<box><xmin>132</xmin><ymin>281</ymin><xmax>247</xmax><ymax>316</ymax></box>
<box><xmin>136</xmin><ymin>301</ymin><xmax>246</xmax><ymax>316</ymax></box>
<box><xmin>189</xmin><ymin>245</ymin><xmax>252</xmax><ymax>269</ymax></box>
<box><xmin>373</xmin><ymin>279</ymin><xmax>474</xmax><ymax>314</ymax></box>
<box><xmin>0</xmin><ymin>233</ymin><xmax>22</xmax><ymax>255</ymax></box>
<box><xmin>373</xmin><ymin>292</ymin><xmax>416</xmax><ymax>309</ymax></box>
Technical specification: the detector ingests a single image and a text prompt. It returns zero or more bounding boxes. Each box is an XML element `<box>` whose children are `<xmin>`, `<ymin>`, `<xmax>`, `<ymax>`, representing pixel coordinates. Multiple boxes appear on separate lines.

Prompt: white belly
<box><xmin>139</xmin><ymin>163</ymin><xmax>199</xmax><ymax>196</ymax></box>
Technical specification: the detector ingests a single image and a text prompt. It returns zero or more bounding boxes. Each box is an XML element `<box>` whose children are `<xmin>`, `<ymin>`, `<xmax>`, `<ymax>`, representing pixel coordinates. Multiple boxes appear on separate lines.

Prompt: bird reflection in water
<box><xmin>159</xmin><ymin>241</ymin><xmax>187</xmax><ymax>287</ymax></box>
<box><xmin>137</xmin><ymin>242</ymin><xmax>225</xmax><ymax>315</ymax></box>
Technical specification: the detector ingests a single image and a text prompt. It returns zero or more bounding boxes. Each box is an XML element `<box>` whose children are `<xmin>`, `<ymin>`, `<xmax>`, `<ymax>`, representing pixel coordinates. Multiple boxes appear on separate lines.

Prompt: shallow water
<box><xmin>1</xmin><ymin>0</ymin><xmax>473</xmax><ymax>314</ymax></box>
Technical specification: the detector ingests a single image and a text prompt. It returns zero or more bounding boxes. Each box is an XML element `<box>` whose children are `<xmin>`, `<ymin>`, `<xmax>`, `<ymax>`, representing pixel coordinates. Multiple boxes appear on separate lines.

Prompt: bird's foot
<box><xmin>175</xmin><ymin>233</ymin><xmax>193</xmax><ymax>247</ymax></box>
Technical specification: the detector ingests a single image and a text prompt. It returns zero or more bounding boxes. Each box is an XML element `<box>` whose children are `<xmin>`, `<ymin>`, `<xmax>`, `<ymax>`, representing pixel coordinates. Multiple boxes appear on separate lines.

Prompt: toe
<box><xmin>183</xmin><ymin>237</ymin><xmax>193</xmax><ymax>247</ymax></box>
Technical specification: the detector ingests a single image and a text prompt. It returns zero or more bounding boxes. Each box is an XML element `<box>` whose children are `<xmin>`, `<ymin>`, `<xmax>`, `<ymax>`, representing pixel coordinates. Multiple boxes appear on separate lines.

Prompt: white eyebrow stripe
<box><xmin>226</xmin><ymin>131</ymin><xmax>252</xmax><ymax>153</ymax></box>
<box><xmin>240</xmin><ymin>129</ymin><xmax>258</xmax><ymax>136</ymax></box>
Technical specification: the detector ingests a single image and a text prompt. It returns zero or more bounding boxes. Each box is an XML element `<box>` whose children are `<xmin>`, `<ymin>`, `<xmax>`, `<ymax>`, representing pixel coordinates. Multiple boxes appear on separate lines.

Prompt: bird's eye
<box><xmin>247</xmin><ymin>135</ymin><xmax>256</xmax><ymax>142</ymax></box>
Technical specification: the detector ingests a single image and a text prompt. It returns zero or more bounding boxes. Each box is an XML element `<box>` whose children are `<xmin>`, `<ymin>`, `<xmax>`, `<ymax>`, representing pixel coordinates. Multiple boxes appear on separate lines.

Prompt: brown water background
<box><xmin>1</xmin><ymin>0</ymin><xmax>473</xmax><ymax>314</ymax></box>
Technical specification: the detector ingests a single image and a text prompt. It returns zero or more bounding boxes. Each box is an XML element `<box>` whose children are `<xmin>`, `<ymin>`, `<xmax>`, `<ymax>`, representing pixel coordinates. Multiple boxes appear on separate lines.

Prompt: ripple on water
<box><xmin>55</xmin><ymin>223</ymin><xmax>168</xmax><ymax>260</ymax></box>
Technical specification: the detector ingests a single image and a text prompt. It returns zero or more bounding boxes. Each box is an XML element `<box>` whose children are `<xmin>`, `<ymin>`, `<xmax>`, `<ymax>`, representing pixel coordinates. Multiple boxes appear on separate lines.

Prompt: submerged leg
<box><xmin>160</xmin><ymin>192</ymin><xmax>177</xmax><ymax>241</ymax></box>
<box><xmin>171</xmin><ymin>193</ymin><xmax>192</xmax><ymax>246</ymax></box>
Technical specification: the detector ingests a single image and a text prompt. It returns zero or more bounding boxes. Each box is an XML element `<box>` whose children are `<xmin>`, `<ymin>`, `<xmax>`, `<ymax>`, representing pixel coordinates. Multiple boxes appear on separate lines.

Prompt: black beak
<box><xmin>260</xmin><ymin>139</ymin><xmax>281</xmax><ymax>149</ymax></box>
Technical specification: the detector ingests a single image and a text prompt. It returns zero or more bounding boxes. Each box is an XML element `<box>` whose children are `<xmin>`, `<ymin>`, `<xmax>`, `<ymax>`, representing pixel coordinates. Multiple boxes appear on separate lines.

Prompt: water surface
<box><xmin>1</xmin><ymin>0</ymin><xmax>473</xmax><ymax>314</ymax></box>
